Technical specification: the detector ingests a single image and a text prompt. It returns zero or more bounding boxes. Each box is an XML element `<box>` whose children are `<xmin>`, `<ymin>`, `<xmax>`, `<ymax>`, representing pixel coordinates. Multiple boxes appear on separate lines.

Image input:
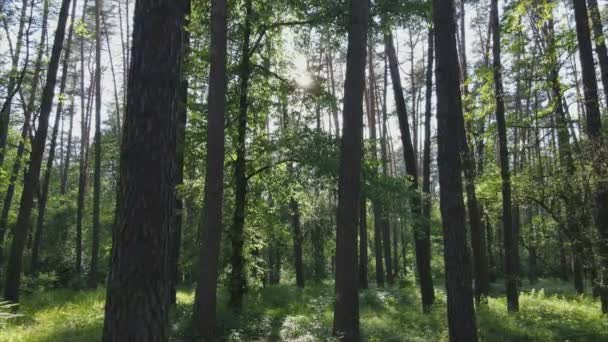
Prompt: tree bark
<box><xmin>332</xmin><ymin>0</ymin><xmax>368</xmax><ymax>339</ymax></box>
<box><xmin>0</xmin><ymin>0</ymin><xmax>29</xmax><ymax>166</ymax></box>
<box><xmin>368</xmin><ymin>42</ymin><xmax>392</xmax><ymax>286</ymax></box>
<box><xmin>491</xmin><ymin>0</ymin><xmax>519</xmax><ymax>312</ymax></box>
<box><xmin>88</xmin><ymin>0</ymin><xmax>103</xmax><ymax>288</ymax></box>
<box><xmin>0</xmin><ymin>0</ymin><xmax>48</xmax><ymax>273</ymax></box>
<box><xmin>31</xmin><ymin>0</ymin><xmax>79</xmax><ymax>276</ymax></box>
<box><xmin>385</xmin><ymin>32</ymin><xmax>434</xmax><ymax>310</ymax></box>
<box><xmin>421</xmin><ymin>27</ymin><xmax>437</xmax><ymax>312</ymax></box>
<box><xmin>587</xmin><ymin>0</ymin><xmax>608</xmax><ymax>104</ymax></box>
<box><xmin>573</xmin><ymin>0</ymin><xmax>608</xmax><ymax>312</ymax></box>
<box><xmin>3</xmin><ymin>0</ymin><xmax>72</xmax><ymax>302</ymax></box>
<box><xmin>228</xmin><ymin>0</ymin><xmax>253</xmax><ymax>311</ymax></box>
<box><xmin>102</xmin><ymin>0</ymin><xmax>187</xmax><ymax>339</ymax></box>
<box><xmin>194</xmin><ymin>0</ymin><xmax>228</xmax><ymax>320</ymax></box>
<box><xmin>432</xmin><ymin>0</ymin><xmax>478</xmax><ymax>338</ymax></box>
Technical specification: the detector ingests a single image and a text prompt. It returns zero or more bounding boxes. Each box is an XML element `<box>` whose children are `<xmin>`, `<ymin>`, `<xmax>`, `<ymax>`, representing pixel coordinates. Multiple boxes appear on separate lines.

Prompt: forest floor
<box><xmin>1</xmin><ymin>278</ymin><xmax>607</xmax><ymax>341</ymax></box>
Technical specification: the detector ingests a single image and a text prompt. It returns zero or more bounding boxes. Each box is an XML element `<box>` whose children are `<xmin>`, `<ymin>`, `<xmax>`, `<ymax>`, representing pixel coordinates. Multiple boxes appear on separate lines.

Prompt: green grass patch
<box><xmin>1</xmin><ymin>279</ymin><xmax>607</xmax><ymax>341</ymax></box>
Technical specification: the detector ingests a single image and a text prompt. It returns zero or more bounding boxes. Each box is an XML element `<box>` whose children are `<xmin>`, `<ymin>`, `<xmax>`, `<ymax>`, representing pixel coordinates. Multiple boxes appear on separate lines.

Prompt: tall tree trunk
<box><xmin>101</xmin><ymin>0</ymin><xmax>187</xmax><ymax>339</ymax></box>
<box><xmin>332</xmin><ymin>0</ymin><xmax>368</xmax><ymax>338</ymax></box>
<box><xmin>491</xmin><ymin>0</ymin><xmax>519</xmax><ymax>312</ymax></box>
<box><xmin>545</xmin><ymin>6</ymin><xmax>585</xmax><ymax>294</ymax></box>
<box><xmin>170</xmin><ymin>2</ymin><xmax>191</xmax><ymax>306</ymax></box>
<box><xmin>3</xmin><ymin>0</ymin><xmax>73</xmax><ymax>302</ymax></box>
<box><xmin>0</xmin><ymin>0</ymin><xmax>29</xmax><ymax>166</ymax></box>
<box><xmin>192</xmin><ymin>0</ymin><xmax>227</xmax><ymax>330</ymax></box>
<box><xmin>88</xmin><ymin>0</ymin><xmax>103</xmax><ymax>288</ymax></box>
<box><xmin>60</xmin><ymin>72</ymin><xmax>76</xmax><ymax>195</ymax></box>
<box><xmin>228</xmin><ymin>0</ymin><xmax>253</xmax><ymax>311</ymax></box>
<box><xmin>0</xmin><ymin>0</ymin><xmax>48</xmax><ymax>272</ymax></box>
<box><xmin>368</xmin><ymin>42</ymin><xmax>392</xmax><ymax>286</ymax></box>
<box><xmin>459</xmin><ymin>0</ymin><xmax>490</xmax><ymax>302</ymax></box>
<box><xmin>385</xmin><ymin>32</ymin><xmax>434</xmax><ymax>310</ymax></box>
<box><xmin>75</xmin><ymin>0</ymin><xmax>91</xmax><ymax>275</ymax></box>
<box><xmin>31</xmin><ymin>0</ymin><xmax>78</xmax><ymax>276</ymax></box>
<box><xmin>573</xmin><ymin>0</ymin><xmax>608</xmax><ymax>312</ymax></box>
<box><xmin>421</xmin><ymin>27</ymin><xmax>436</xmax><ymax>313</ymax></box>
<box><xmin>432</xmin><ymin>0</ymin><xmax>478</xmax><ymax>339</ymax></box>
<box><xmin>291</xmin><ymin>198</ymin><xmax>305</xmax><ymax>288</ymax></box>
<box><xmin>587</xmin><ymin>0</ymin><xmax>608</xmax><ymax>104</ymax></box>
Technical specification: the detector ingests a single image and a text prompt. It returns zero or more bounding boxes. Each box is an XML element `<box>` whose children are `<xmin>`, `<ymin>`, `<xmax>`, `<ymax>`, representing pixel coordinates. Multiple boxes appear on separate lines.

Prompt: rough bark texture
<box><xmin>4</xmin><ymin>0</ymin><xmax>72</xmax><ymax>302</ymax></box>
<box><xmin>433</xmin><ymin>0</ymin><xmax>478</xmax><ymax>339</ymax></box>
<box><xmin>385</xmin><ymin>32</ymin><xmax>434</xmax><ymax>310</ymax></box>
<box><xmin>101</xmin><ymin>0</ymin><xmax>187</xmax><ymax>340</ymax></box>
<box><xmin>491</xmin><ymin>0</ymin><xmax>519</xmax><ymax>312</ymax></box>
<box><xmin>332</xmin><ymin>0</ymin><xmax>368</xmax><ymax>339</ymax></box>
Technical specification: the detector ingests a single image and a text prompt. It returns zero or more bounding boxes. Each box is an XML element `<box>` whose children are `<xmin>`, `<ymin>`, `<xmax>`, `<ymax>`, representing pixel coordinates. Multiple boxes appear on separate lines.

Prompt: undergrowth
<box><xmin>1</xmin><ymin>278</ymin><xmax>607</xmax><ymax>341</ymax></box>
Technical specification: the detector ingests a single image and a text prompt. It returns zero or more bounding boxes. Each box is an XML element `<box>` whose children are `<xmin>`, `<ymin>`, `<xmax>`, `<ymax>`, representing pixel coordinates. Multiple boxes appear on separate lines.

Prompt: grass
<box><xmin>1</xmin><ymin>278</ymin><xmax>607</xmax><ymax>341</ymax></box>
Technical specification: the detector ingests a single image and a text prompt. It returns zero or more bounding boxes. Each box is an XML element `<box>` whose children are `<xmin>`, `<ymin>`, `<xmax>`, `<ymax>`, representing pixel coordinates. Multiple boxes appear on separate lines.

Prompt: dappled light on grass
<box><xmin>2</xmin><ymin>280</ymin><xmax>608</xmax><ymax>341</ymax></box>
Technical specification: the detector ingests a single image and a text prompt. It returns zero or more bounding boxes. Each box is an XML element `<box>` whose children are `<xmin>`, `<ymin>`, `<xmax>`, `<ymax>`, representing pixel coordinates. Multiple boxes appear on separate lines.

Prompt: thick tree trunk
<box><xmin>332</xmin><ymin>0</ymin><xmax>368</xmax><ymax>338</ymax></box>
<box><xmin>101</xmin><ymin>0</ymin><xmax>187</xmax><ymax>339</ymax></box>
<box><xmin>491</xmin><ymin>0</ymin><xmax>519</xmax><ymax>312</ymax></box>
<box><xmin>3</xmin><ymin>0</ymin><xmax>72</xmax><ymax>302</ymax></box>
<box><xmin>432</xmin><ymin>0</ymin><xmax>478</xmax><ymax>339</ymax></box>
<box><xmin>385</xmin><ymin>32</ymin><xmax>434</xmax><ymax>310</ymax></box>
<box><xmin>228</xmin><ymin>0</ymin><xmax>253</xmax><ymax>311</ymax></box>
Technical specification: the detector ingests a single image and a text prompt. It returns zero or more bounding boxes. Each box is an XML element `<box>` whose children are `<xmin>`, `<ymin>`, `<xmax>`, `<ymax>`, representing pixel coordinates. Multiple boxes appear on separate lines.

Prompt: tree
<box><xmin>4</xmin><ymin>0</ymin><xmax>73</xmax><ymax>302</ymax></box>
<box><xmin>432</xmin><ymin>0</ymin><xmax>478</xmax><ymax>339</ymax></box>
<box><xmin>101</xmin><ymin>0</ymin><xmax>188</xmax><ymax>339</ymax></box>
<box><xmin>572</xmin><ymin>0</ymin><xmax>608</xmax><ymax>313</ymax></box>
<box><xmin>31</xmin><ymin>0</ymin><xmax>79</xmax><ymax>276</ymax></box>
<box><xmin>89</xmin><ymin>0</ymin><xmax>103</xmax><ymax>288</ymax></box>
<box><xmin>0</xmin><ymin>0</ymin><xmax>48</xmax><ymax>272</ymax></box>
<box><xmin>385</xmin><ymin>32</ymin><xmax>434</xmax><ymax>310</ymax></box>
<box><xmin>0</xmin><ymin>0</ymin><xmax>29</xmax><ymax>166</ymax></box>
<box><xmin>420</xmin><ymin>26</ymin><xmax>436</xmax><ymax>312</ymax></box>
<box><xmin>491</xmin><ymin>0</ymin><xmax>519</xmax><ymax>312</ymax></box>
<box><xmin>192</xmin><ymin>0</ymin><xmax>228</xmax><ymax>336</ymax></box>
<box><xmin>332</xmin><ymin>0</ymin><xmax>368</xmax><ymax>339</ymax></box>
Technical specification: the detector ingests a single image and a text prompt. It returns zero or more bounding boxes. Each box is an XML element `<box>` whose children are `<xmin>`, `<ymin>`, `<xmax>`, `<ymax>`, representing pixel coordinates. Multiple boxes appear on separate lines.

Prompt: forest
<box><xmin>0</xmin><ymin>0</ymin><xmax>608</xmax><ymax>340</ymax></box>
